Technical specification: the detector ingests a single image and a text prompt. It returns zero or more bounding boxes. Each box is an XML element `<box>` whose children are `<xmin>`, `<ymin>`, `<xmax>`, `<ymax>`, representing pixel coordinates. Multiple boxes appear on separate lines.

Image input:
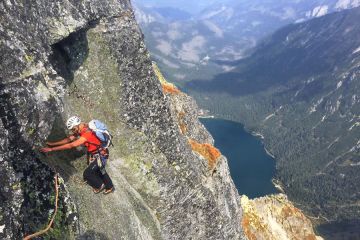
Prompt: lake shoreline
<box><xmin>201</xmin><ymin>117</ymin><xmax>277</xmax><ymax>160</ymax></box>
<box><xmin>200</xmin><ymin>118</ymin><xmax>279</xmax><ymax>198</ymax></box>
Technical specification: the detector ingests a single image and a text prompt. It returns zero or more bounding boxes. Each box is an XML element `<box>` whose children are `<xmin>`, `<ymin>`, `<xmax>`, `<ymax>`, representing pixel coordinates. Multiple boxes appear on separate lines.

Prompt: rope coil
<box><xmin>23</xmin><ymin>173</ymin><xmax>59</xmax><ymax>240</ymax></box>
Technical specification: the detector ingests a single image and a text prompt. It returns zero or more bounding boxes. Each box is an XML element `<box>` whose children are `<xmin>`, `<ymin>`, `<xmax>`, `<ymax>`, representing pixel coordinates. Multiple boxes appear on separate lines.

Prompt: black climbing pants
<box><xmin>83</xmin><ymin>158</ymin><xmax>113</xmax><ymax>190</ymax></box>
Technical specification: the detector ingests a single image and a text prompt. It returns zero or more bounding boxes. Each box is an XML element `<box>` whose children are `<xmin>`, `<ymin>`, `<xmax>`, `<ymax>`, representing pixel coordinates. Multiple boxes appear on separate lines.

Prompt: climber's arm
<box><xmin>41</xmin><ymin>137</ymin><xmax>87</xmax><ymax>153</ymax></box>
<box><xmin>46</xmin><ymin>135</ymin><xmax>77</xmax><ymax>146</ymax></box>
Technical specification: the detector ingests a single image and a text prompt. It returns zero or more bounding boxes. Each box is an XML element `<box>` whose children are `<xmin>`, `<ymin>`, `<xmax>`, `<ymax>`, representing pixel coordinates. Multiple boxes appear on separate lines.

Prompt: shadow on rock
<box><xmin>0</xmin><ymin>83</ymin><xmax>61</xmax><ymax>237</ymax></box>
<box><xmin>40</xmin><ymin>113</ymin><xmax>87</xmax><ymax>182</ymax></box>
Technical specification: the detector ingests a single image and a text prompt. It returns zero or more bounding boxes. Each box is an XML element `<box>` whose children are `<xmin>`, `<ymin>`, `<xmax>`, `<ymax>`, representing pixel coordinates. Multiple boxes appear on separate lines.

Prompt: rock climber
<box><xmin>40</xmin><ymin>116</ymin><xmax>114</xmax><ymax>194</ymax></box>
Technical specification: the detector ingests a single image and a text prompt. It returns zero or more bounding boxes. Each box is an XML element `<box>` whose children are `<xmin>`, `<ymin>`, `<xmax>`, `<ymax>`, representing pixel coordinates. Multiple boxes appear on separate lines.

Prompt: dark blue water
<box><xmin>200</xmin><ymin>118</ymin><xmax>278</xmax><ymax>198</ymax></box>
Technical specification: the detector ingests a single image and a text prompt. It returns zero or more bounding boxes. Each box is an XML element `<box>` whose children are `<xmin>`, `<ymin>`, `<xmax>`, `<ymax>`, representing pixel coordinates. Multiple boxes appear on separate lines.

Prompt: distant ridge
<box><xmin>186</xmin><ymin>6</ymin><xmax>360</xmax><ymax>238</ymax></box>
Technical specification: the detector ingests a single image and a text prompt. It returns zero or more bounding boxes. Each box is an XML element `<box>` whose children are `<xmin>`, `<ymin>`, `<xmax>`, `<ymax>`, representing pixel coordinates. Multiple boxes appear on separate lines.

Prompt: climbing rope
<box><xmin>23</xmin><ymin>173</ymin><xmax>59</xmax><ymax>240</ymax></box>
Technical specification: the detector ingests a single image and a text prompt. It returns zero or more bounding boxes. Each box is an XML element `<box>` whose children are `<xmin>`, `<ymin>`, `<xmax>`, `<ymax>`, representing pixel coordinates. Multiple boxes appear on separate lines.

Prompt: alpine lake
<box><xmin>200</xmin><ymin>118</ymin><xmax>278</xmax><ymax>198</ymax></box>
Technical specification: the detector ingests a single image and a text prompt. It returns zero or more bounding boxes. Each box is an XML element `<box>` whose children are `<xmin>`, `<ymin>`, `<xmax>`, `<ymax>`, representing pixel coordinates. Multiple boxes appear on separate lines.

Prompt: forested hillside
<box><xmin>186</xmin><ymin>7</ymin><xmax>360</xmax><ymax>237</ymax></box>
<box><xmin>134</xmin><ymin>0</ymin><xmax>360</xmax><ymax>85</ymax></box>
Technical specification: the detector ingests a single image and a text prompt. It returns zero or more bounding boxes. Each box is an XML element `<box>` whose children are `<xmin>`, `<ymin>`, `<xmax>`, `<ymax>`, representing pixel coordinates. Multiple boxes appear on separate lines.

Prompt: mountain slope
<box><xmin>0</xmin><ymin>1</ymin><xmax>246</xmax><ymax>239</ymax></box>
<box><xmin>198</xmin><ymin>0</ymin><xmax>360</xmax><ymax>34</ymax></box>
<box><xmin>134</xmin><ymin>0</ymin><xmax>360</xmax><ymax>87</ymax></box>
<box><xmin>0</xmin><ymin>1</ymin><xmax>328</xmax><ymax>239</ymax></box>
<box><xmin>186</xmin><ymin>6</ymin><xmax>360</xmax><ymax>238</ymax></box>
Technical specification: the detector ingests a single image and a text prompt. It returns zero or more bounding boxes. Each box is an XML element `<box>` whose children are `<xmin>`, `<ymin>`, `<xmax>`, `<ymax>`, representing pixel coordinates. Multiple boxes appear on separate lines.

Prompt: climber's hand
<box><xmin>46</xmin><ymin>141</ymin><xmax>55</xmax><ymax>146</ymax></box>
<box><xmin>40</xmin><ymin>147</ymin><xmax>52</xmax><ymax>153</ymax></box>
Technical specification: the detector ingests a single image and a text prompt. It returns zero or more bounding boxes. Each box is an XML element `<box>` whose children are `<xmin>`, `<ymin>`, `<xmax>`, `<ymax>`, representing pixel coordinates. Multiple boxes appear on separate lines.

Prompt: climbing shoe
<box><xmin>93</xmin><ymin>184</ymin><xmax>105</xmax><ymax>194</ymax></box>
<box><xmin>103</xmin><ymin>187</ymin><xmax>114</xmax><ymax>195</ymax></box>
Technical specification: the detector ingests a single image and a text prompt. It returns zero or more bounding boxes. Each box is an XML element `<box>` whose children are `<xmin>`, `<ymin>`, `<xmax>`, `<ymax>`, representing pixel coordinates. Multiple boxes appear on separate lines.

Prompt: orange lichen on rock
<box><xmin>305</xmin><ymin>235</ymin><xmax>318</xmax><ymax>240</ymax></box>
<box><xmin>242</xmin><ymin>213</ymin><xmax>269</xmax><ymax>240</ymax></box>
<box><xmin>162</xmin><ymin>82</ymin><xmax>181</xmax><ymax>94</ymax></box>
<box><xmin>188</xmin><ymin>139</ymin><xmax>221</xmax><ymax>169</ymax></box>
<box><xmin>242</xmin><ymin>216</ymin><xmax>256</xmax><ymax>240</ymax></box>
<box><xmin>241</xmin><ymin>195</ymin><xmax>270</xmax><ymax>240</ymax></box>
<box><xmin>240</xmin><ymin>195</ymin><xmax>324</xmax><ymax>240</ymax></box>
<box><xmin>281</xmin><ymin>205</ymin><xmax>302</xmax><ymax>218</ymax></box>
<box><xmin>152</xmin><ymin>61</ymin><xmax>181</xmax><ymax>95</ymax></box>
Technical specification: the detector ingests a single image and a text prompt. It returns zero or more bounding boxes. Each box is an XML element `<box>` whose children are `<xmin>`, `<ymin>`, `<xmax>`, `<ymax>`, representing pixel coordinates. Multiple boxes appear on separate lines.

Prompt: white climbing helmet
<box><xmin>66</xmin><ymin>116</ymin><xmax>81</xmax><ymax>130</ymax></box>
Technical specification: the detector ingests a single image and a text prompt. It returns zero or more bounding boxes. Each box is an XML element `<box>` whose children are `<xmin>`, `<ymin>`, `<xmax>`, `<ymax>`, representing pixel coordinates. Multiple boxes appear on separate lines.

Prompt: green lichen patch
<box><xmin>11</xmin><ymin>182</ymin><xmax>22</xmax><ymax>191</ymax></box>
<box><xmin>24</xmin><ymin>54</ymin><xmax>34</xmax><ymax>63</ymax></box>
<box><xmin>64</xmin><ymin>23</ymin><xmax>123</xmax><ymax>121</ymax></box>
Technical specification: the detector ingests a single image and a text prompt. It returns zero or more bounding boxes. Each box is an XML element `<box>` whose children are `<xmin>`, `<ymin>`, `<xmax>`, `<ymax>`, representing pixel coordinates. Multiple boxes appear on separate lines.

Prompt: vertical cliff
<box><xmin>0</xmin><ymin>1</ymin><xmax>323</xmax><ymax>239</ymax></box>
<box><xmin>0</xmin><ymin>1</ymin><xmax>244</xmax><ymax>239</ymax></box>
<box><xmin>156</xmin><ymin>66</ymin><xmax>324</xmax><ymax>240</ymax></box>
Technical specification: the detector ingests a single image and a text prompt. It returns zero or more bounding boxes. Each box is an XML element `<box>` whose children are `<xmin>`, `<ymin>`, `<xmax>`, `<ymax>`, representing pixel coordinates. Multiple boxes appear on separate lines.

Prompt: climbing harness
<box><xmin>88</xmin><ymin>149</ymin><xmax>109</xmax><ymax>175</ymax></box>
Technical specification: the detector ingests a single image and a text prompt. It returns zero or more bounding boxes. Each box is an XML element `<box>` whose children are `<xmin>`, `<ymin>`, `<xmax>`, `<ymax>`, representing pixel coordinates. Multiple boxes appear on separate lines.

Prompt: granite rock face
<box><xmin>241</xmin><ymin>194</ymin><xmax>323</xmax><ymax>240</ymax></box>
<box><xmin>0</xmin><ymin>1</ymin><xmax>245</xmax><ymax>239</ymax></box>
<box><xmin>0</xmin><ymin>1</ymin><xmax>322</xmax><ymax>239</ymax></box>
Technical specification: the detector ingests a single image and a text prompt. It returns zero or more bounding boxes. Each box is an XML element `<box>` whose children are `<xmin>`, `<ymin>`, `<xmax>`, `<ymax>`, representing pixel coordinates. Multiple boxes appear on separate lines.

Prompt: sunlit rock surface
<box><xmin>241</xmin><ymin>194</ymin><xmax>323</xmax><ymax>240</ymax></box>
<box><xmin>0</xmin><ymin>0</ymin><xmax>244</xmax><ymax>239</ymax></box>
<box><xmin>0</xmin><ymin>0</ymin><xmax>322</xmax><ymax>239</ymax></box>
